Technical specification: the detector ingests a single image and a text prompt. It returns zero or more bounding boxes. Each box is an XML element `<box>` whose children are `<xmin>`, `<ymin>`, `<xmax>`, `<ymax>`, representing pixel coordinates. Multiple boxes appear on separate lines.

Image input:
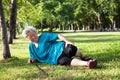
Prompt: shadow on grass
<box><xmin>0</xmin><ymin>56</ymin><xmax>49</xmax><ymax>79</ymax></box>
<box><xmin>70</xmin><ymin>38</ymin><xmax>120</xmax><ymax>43</ymax></box>
<box><xmin>88</xmin><ymin>47</ymin><xmax>120</xmax><ymax>69</ymax></box>
<box><xmin>67</xmin><ymin>35</ymin><xmax>120</xmax><ymax>43</ymax></box>
<box><xmin>0</xmin><ymin>56</ymin><xmax>49</xmax><ymax>69</ymax></box>
<box><xmin>56</xmin><ymin>73</ymin><xmax>120</xmax><ymax>80</ymax></box>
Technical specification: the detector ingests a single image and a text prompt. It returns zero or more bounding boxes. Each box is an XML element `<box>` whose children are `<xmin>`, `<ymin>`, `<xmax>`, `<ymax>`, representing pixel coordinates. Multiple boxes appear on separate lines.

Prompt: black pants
<box><xmin>57</xmin><ymin>44</ymin><xmax>77</xmax><ymax>65</ymax></box>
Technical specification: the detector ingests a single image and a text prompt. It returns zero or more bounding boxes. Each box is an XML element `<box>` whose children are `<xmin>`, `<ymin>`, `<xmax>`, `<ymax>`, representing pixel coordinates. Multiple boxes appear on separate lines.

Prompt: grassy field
<box><xmin>0</xmin><ymin>32</ymin><xmax>120</xmax><ymax>80</ymax></box>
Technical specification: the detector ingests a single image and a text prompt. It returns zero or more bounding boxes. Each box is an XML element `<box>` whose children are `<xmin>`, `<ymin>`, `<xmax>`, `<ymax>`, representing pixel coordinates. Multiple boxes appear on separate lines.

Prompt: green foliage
<box><xmin>2</xmin><ymin>0</ymin><xmax>120</xmax><ymax>32</ymax></box>
<box><xmin>0</xmin><ymin>32</ymin><xmax>120</xmax><ymax>80</ymax></box>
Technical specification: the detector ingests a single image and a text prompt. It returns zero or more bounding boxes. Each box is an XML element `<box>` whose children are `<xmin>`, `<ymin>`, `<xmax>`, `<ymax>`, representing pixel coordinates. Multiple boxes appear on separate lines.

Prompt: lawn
<box><xmin>0</xmin><ymin>32</ymin><xmax>120</xmax><ymax>80</ymax></box>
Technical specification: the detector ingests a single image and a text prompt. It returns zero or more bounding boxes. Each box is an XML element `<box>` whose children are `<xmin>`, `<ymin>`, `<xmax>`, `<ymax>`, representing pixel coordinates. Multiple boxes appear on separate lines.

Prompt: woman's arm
<box><xmin>58</xmin><ymin>34</ymin><xmax>73</xmax><ymax>47</ymax></box>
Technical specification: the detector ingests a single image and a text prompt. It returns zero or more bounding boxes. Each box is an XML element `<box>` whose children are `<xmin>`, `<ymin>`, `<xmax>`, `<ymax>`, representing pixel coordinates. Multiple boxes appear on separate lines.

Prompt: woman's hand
<box><xmin>65</xmin><ymin>41</ymin><xmax>74</xmax><ymax>48</ymax></box>
<box><xmin>27</xmin><ymin>59</ymin><xmax>32</xmax><ymax>64</ymax></box>
<box><xmin>58</xmin><ymin>34</ymin><xmax>74</xmax><ymax>47</ymax></box>
<box><xmin>27</xmin><ymin>58</ymin><xmax>37</xmax><ymax>64</ymax></box>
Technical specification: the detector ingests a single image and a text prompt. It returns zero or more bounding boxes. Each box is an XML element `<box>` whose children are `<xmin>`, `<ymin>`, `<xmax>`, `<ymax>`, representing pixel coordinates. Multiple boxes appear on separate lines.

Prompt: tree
<box><xmin>13</xmin><ymin>0</ymin><xmax>120</xmax><ymax>32</ymax></box>
<box><xmin>9</xmin><ymin>0</ymin><xmax>17</xmax><ymax>44</ymax></box>
<box><xmin>0</xmin><ymin>0</ymin><xmax>11</xmax><ymax>59</ymax></box>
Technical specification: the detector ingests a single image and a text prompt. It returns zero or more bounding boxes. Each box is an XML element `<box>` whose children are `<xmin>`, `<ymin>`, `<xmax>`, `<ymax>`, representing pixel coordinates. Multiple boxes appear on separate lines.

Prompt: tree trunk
<box><xmin>49</xmin><ymin>23</ymin><xmax>53</xmax><ymax>32</ymax></box>
<box><xmin>9</xmin><ymin>0</ymin><xmax>17</xmax><ymax>44</ymax></box>
<box><xmin>0</xmin><ymin>0</ymin><xmax>11</xmax><ymax>59</ymax></box>
<box><xmin>40</xmin><ymin>20</ymin><xmax>43</xmax><ymax>32</ymax></box>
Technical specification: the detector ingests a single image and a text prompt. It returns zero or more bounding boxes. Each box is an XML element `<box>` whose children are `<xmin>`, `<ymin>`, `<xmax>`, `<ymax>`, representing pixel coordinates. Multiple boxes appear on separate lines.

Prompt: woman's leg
<box><xmin>63</xmin><ymin>44</ymin><xmax>92</xmax><ymax>61</ymax></box>
<box><xmin>75</xmin><ymin>49</ymin><xmax>93</xmax><ymax>61</ymax></box>
<box><xmin>70</xmin><ymin>58</ymin><xmax>96</xmax><ymax>69</ymax></box>
<box><xmin>70</xmin><ymin>58</ymin><xmax>87</xmax><ymax>66</ymax></box>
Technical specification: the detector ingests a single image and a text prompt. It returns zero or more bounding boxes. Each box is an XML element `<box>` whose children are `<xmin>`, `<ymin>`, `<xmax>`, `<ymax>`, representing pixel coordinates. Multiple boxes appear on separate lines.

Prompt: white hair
<box><xmin>22</xmin><ymin>26</ymin><xmax>37</xmax><ymax>37</ymax></box>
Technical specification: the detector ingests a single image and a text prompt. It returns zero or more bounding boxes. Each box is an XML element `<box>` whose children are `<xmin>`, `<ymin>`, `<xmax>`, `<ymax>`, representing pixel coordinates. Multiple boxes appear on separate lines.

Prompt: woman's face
<box><xmin>26</xmin><ymin>31</ymin><xmax>38</xmax><ymax>43</ymax></box>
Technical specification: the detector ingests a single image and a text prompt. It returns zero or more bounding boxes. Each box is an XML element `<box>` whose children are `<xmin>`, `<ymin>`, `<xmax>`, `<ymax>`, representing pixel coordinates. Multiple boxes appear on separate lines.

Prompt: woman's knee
<box><xmin>58</xmin><ymin>57</ymin><xmax>72</xmax><ymax>65</ymax></box>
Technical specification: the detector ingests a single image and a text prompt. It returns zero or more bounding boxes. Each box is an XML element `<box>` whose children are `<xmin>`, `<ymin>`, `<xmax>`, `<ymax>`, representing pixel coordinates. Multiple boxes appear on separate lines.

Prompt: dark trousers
<box><xmin>57</xmin><ymin>44</ymin><xmax>77</xmax><ymax>65</ymax></box>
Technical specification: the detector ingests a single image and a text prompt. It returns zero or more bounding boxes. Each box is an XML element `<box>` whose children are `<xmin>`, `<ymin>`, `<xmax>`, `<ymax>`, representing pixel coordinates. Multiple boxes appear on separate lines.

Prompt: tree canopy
<box><xmin>3</xmin><ymin>0</ymin><xmax>120</xmax><ymax>32</ymax></box>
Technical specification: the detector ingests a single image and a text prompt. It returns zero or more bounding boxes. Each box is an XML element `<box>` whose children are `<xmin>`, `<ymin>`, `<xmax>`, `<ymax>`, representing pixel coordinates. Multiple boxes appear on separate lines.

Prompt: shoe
<box><xmin>87</xmin><ymin>59</ymin><xmax>97</xmax><ymax>69</ymax></box>
<box><xmin>92</xmin><ymin>59</ymin><xmax>97</xmax><ymax>67</ymax></box>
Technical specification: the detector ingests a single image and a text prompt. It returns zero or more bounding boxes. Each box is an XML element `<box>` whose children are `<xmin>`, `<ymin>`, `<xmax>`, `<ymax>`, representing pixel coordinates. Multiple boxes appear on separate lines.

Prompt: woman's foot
<box><xmin>87</xmin><ymin>59</ymin><xmax>97</xmax><ymax>69</ymax></box>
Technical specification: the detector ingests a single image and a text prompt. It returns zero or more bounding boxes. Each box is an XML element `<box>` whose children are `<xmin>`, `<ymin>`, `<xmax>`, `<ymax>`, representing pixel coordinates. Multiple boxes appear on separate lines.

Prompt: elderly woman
<box><xmin>22</xmin><ymin>26</ymin><xmax>97</xmax><ymax>69</ymax></box>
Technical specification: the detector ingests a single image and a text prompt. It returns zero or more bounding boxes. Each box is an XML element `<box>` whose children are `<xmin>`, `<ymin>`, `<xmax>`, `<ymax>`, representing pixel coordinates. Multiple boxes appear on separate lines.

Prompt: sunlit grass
<box><xmin>0</xmin><ymin>32</ymin><xmax>120</xmax><ymax>80</ymax></box>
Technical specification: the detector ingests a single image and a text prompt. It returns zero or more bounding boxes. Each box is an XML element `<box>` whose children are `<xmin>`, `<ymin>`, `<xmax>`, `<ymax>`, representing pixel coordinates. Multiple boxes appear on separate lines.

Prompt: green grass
<box><xmin>0</xmin><ymin>32</ymin><xmax>120</xmax><ymax>80</ymax></box>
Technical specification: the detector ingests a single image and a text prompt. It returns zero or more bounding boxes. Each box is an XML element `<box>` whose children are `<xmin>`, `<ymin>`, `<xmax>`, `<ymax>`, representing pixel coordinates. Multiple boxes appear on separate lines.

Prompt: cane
<box><xmin>35</xmin><ymin>63</ymin><xmax>48</xmax><ymax>76</ymax></box>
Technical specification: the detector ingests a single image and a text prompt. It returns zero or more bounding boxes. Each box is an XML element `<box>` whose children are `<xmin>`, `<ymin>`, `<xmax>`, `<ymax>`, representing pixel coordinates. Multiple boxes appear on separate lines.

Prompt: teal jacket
<box><xmin>29</xmin><ymin>32</ymin><xmax>65</xmax><ymax>64</ymax></box>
